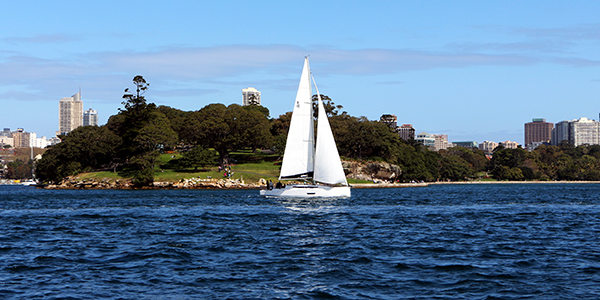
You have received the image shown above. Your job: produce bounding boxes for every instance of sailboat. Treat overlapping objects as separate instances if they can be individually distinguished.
[260,57,351,198]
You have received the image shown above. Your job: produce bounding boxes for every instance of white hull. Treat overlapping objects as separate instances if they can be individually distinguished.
[21,180,37,186]
[260,184,351,198]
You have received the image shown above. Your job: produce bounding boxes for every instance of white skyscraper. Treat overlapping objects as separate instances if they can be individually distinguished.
[569,117,600,146]
[242,87,261,106]
[83,108,98,126]
[59,92,83,135]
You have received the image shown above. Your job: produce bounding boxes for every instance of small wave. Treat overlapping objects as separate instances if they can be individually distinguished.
[580,266,600,274]
[476,272,518,280]
[348,257,373,264]
[6,264,46,272]
[433,264,478,272]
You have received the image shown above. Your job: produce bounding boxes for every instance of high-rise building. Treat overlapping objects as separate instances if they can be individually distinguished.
[11,128,30,148]
[59,92,83,135]
[397,124,415,141]
[551,120,571,145]
[83,108,98,126]
[569,117,600,146]
[380,114,397,129]
[524,118,553,147]
[242,87,261,106]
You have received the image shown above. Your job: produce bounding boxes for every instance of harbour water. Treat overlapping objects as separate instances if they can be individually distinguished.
[1,184,600,299]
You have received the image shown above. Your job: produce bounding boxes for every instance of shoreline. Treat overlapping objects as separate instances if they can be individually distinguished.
[26,180,600,190]
[354,180,600,188]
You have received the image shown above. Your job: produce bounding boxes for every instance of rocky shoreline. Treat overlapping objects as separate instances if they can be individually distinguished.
[43,177,263,190]
[40,175,600,190]
[42,176,428,190]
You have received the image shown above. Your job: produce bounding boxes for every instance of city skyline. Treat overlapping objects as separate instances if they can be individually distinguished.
[0,1,599,144]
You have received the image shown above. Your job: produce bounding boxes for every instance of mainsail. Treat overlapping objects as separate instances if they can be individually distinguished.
[279,58,315,180]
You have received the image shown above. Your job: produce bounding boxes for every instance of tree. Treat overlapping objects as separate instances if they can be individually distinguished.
[179,146,218,170]
[157,106,191,144]
[312,94,343,118]
[439,155,474,181]
[394,141,441,182]
[443,146,489,173]
[191,104,272,166]
[6,160,33,179]
[133,111,178,153]
[109,75,176,186]
[35,126,122,183]
[270,112,293,155]
[248,94,260,105]
[330,114,401,160]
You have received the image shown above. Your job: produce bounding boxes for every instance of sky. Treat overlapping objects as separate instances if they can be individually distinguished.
[1,1,599,144]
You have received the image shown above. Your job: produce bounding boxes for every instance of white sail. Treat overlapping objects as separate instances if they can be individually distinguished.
[262,57,350,197]
[279,57,315,180]
[313,84,348,185]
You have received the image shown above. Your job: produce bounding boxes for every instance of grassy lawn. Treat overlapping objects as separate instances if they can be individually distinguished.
[76,171,122,181]
[72,151,377,184]
[347,178,374,184]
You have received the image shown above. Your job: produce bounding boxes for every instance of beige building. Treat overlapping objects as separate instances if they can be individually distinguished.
[0,136,14,147]
[434,134,452,151]
[501,140,519,149]
[59,92,83,135]
[11,128,30,148]
[479,141,499,154]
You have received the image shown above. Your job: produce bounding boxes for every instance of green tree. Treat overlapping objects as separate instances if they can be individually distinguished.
[443,146,488,173]
[35,126,122,183]
[439,155,473,181]
[157,106,190,144]
[270,112,293,155]
[108,75,177,186]
[312,94,343,118]
[133,111,178,153]
[189,103,272,166]
[395,141,441,182]
[179,146,218,170]
[330,114,401,161]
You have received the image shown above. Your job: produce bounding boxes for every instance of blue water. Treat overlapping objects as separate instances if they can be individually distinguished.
[1,184,600,299]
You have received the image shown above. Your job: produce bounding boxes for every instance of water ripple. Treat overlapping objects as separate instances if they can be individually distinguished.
[2,184,600,299]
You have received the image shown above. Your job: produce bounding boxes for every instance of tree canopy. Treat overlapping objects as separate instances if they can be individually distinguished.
[34,79,600,185]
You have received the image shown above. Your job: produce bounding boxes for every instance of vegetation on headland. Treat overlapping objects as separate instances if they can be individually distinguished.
[29,75,600,186]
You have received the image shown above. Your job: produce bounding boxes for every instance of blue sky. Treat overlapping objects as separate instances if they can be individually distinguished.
[1,1,599,144]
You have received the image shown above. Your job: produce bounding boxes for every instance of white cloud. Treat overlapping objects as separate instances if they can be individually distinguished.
[2,34,80,44]
[0,43,591,103]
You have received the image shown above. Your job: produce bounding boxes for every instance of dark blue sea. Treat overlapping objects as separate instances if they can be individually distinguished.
[1,184,600,299]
